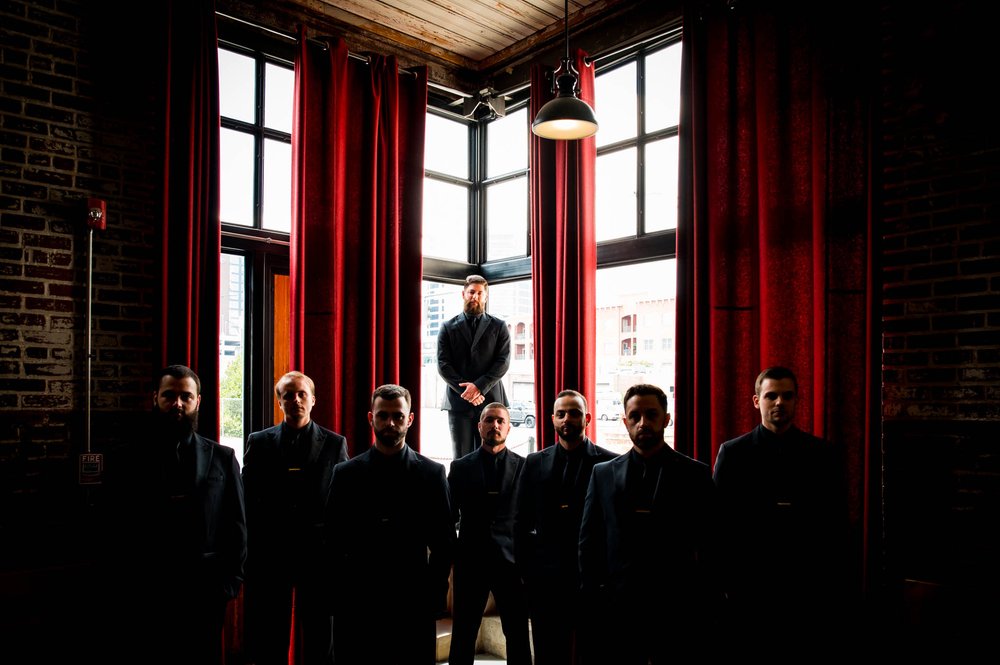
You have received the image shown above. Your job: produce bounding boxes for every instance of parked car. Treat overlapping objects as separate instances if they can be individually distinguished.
[508,400,536,428]
[595,398,623,421]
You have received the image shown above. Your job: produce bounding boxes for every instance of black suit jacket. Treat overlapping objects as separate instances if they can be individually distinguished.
[513,437,617,588]
[437,312,511,412]
[579,448,719,606]
[242,420,348,573]
[108,431,248,599]
[713,424,849,604]
[448,447,525,565]
[326,444,455,615]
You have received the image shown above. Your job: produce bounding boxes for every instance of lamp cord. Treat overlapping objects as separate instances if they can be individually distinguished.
[564,0,570,61]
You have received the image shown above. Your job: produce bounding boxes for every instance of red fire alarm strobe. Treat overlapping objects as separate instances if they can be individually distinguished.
[86,198,106,231]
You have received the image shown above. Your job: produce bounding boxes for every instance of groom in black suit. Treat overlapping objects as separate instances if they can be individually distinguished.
[437,274,511,459]
[242,371,348,664]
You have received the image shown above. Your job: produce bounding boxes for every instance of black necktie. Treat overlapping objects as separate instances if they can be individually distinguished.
[470,316,479,336]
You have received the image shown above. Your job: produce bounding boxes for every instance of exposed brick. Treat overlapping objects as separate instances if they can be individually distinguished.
[23,363,71,376]
[22,394,72,409]
[0,278,44,294]
[24,296,73,312]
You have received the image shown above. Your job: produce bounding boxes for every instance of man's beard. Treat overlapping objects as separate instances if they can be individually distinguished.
[482,432,506,448]
[463,299,484,317]
[154,407,198,441]
[374,425,407,449]
[632,431,662,450]
[557,423,584,443]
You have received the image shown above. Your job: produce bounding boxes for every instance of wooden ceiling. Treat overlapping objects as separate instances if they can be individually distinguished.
[293,0,611,70]
[219,0,679,93]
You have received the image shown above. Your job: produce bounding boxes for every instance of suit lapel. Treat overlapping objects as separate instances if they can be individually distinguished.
[471,313,490,348]
[305,422,323,467]
[193,433,212,488]
[499,450,518,499]
[612,454,628,496]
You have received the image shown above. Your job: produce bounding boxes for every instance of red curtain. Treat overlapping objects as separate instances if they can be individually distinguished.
[291,32,426,457]
[530,50,598,449]
[676,1,876,586]
[160,0,221,442]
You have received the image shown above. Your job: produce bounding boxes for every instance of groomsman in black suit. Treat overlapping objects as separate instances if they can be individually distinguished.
[104,364,246,665]
[437,274,512,460]
[579,384,720,663]
[242,371,348,664]
[514,390,617,665]
[327,384,454,665]
[447,402,531,665]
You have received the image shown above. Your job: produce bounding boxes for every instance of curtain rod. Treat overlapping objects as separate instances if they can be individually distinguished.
[585,22,682,66]
[216,11,420,78]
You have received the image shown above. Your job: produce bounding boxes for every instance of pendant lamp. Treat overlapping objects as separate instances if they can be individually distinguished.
[531,0,599,140]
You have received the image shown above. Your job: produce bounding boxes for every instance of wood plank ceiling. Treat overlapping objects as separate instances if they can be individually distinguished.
[292,0,622,72]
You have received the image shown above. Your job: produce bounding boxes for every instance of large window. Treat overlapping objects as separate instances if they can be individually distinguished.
[592,36,681,449]
[217,23,295,462]
[420,33,681,454]
[595,40,681,241]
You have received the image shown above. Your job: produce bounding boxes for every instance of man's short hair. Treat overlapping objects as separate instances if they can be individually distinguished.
[464,274,488,291]
[755,366,798,396]
[275,371,315,397]
[622,384,668,411]
[479,402,509,421]
[371,383,411,410]
[554,389,588,413]
[156,364,201,394]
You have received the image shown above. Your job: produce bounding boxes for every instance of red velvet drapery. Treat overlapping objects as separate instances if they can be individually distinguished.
[160,0,221,442]
[676,1,875,585]
[529,50,598,449]
[291,33,426,457]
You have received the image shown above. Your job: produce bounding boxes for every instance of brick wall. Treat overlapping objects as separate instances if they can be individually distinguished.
[879,0,1000,631]
[1,0,161,564]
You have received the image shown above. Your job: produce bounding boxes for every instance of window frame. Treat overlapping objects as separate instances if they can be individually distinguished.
[422,34,680,288]
[217,19,295,448]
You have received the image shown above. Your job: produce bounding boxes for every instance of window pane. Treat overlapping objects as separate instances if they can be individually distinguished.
[220,253,246,464]
[425,113,469,178]
[595,259,676,452]
[486,280,535,455]
[645,43,682,132]
[420,280,453,464]
[487,108,527,177]
[486,177,528,260]
[595,61,636,147]
[263,138,291,233]
[423,178,469,261]
[220,128,255,226]
[219,49,255,124]
[595,147,637,242]
[645,136,678,232]
[264,62,294,133]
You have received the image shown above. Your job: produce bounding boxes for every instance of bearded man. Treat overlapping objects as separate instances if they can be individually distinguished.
[578,383,720,664]
[437,274,512,459]
[105,364,246,665]
[325,384,454,665]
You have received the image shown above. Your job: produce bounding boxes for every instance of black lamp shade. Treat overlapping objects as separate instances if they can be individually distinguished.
[531,94,599,140]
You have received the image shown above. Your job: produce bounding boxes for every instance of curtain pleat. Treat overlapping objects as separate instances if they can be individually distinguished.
[291,32,426,458]
[676,0,874,594]
[160,0,221,444]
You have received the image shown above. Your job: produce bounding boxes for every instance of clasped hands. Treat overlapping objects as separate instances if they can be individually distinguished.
[459,382,484,406]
